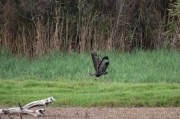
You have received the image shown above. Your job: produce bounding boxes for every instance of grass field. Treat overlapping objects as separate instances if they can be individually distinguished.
[0,49,180,107]
[0,78,180,107]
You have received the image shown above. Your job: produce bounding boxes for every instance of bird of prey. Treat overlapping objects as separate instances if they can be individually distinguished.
[89,53,109,77]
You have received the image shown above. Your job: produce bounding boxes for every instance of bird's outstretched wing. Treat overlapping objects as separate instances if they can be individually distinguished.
[91,53,101,71]
[98,56,109,72]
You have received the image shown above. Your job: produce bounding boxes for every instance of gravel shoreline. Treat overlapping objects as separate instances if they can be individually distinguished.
[1,107,180,119]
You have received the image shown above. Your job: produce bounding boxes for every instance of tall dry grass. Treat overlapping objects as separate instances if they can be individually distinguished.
[0,0,179,57]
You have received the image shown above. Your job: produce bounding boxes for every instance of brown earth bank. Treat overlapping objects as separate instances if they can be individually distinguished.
[1,107,180,119]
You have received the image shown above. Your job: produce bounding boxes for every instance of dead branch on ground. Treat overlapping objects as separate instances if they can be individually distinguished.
[0,96,55,117]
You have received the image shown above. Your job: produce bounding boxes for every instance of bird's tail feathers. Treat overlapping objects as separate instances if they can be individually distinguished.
[89,73,96,76]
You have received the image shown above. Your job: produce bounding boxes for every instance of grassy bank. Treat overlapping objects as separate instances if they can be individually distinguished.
[0,50,180,83]
[0,50,180,107]
[0,78,179,107]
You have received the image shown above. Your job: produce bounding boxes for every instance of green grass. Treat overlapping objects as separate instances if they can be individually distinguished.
[0,78,179,107]
[0,49,180,107]
[0,49,180,83]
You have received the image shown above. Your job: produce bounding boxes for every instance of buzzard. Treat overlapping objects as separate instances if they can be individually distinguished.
[89,53,109,77]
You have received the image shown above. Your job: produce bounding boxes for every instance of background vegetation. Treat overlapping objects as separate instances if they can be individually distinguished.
[0,0,180,57]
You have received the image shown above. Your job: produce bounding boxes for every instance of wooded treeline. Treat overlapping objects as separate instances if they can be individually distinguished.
[0,0,179,57]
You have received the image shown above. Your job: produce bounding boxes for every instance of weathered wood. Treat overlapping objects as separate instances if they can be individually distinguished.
[0,96,55,117]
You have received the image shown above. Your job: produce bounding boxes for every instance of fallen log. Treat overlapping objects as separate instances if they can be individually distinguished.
[0,96,55,117]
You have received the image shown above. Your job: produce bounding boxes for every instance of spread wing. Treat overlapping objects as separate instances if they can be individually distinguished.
[98,56,109,72]
[91,53,101,71]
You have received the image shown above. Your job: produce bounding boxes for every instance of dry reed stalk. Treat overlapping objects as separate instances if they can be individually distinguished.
[35,18,43,56]
[21,26,27,55]
[53,7,61,50]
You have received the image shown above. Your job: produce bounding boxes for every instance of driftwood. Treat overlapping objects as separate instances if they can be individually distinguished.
[0,96,55,117]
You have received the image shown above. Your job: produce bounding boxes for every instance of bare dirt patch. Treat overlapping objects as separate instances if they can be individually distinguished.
[1,107,180,119]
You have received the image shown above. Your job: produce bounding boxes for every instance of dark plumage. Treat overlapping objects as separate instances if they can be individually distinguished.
[89,53,109,77]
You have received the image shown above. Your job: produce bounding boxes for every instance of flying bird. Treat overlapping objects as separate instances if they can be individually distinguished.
[89,53,109,77]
